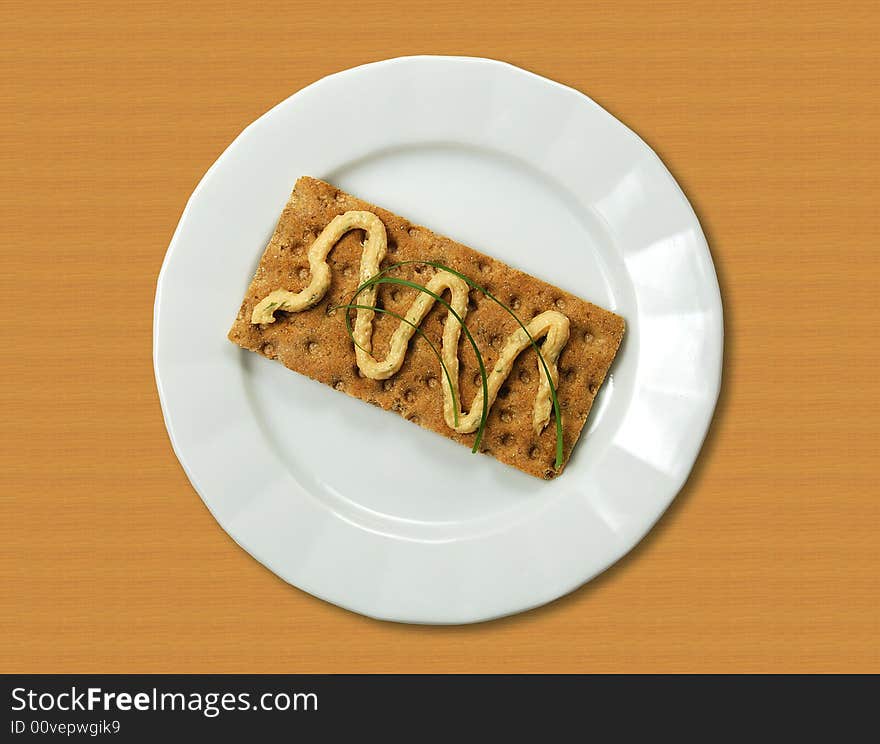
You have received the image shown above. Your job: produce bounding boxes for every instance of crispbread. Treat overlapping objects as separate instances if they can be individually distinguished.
[228,177,624,479]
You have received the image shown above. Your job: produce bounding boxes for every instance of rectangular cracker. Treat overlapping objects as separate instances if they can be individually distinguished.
[228,177,624,479]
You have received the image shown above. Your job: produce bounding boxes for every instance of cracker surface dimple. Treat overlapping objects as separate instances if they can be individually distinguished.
[227,177,625,479]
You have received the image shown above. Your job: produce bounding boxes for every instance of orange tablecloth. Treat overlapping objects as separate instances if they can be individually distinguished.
[2,0,876,672]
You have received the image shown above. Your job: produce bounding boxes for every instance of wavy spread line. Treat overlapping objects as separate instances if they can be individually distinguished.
[251,210,571,435]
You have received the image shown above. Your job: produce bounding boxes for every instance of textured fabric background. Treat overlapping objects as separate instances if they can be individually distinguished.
[1,0,876,672]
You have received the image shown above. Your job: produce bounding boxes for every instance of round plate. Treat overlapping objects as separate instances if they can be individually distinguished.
[154,56,722,624]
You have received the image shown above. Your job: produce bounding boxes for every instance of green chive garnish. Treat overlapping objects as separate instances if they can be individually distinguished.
[367,260,564,470]
[338,259,564,469]
[347,276,490,453]
[331,302,459,427]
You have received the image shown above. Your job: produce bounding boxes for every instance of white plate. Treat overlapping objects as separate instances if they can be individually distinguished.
[154,56,722,624]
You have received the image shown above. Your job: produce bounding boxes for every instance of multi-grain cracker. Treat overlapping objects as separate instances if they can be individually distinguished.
[228,177,624,479]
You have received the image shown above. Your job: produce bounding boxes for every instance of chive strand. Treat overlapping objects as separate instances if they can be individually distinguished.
[354,276,489,453]
[427,263,564,470]
[332,303,459,427]
[368,260,564,469]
